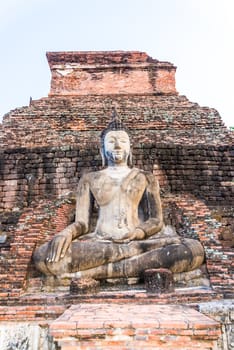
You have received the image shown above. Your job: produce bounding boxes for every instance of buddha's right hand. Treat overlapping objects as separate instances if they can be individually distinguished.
[46,230,73,263]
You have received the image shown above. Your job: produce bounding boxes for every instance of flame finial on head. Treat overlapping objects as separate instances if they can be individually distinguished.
[100,107,128,142]
[110,106,122,129]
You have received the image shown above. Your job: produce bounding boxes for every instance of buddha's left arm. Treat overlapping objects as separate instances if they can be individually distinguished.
[137,173,164,238]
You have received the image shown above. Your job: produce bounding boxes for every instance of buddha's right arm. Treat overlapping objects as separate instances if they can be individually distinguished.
[74,174,92,236]
[55,172,91,241]
[46,221,87,263]
[60,221,86,240]
[46,175,91,262]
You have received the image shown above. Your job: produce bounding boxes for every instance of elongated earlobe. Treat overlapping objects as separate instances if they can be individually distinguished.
[100,149,106,167]
[128,150,133,167]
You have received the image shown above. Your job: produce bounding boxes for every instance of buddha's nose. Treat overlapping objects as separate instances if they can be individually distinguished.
[114,139,121,149]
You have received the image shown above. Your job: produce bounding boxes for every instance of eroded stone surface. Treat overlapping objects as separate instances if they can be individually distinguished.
[0,323,55,350]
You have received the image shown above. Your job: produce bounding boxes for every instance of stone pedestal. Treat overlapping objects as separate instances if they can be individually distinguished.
[50,303,221,349]
[70,277,100,294]
[144,268,174,293]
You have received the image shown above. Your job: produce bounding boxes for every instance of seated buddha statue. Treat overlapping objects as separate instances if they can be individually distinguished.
[33,113,204,281]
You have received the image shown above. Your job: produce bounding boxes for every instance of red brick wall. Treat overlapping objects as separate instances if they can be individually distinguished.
[0,198,75,299]
[163,195,233,295]
[0,95,229,149]
[0,143,233,211]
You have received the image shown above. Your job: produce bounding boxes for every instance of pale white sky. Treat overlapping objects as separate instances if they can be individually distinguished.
[0,0,234,126]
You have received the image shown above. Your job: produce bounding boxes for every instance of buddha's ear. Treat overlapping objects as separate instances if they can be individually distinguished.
[128,150,133,167]
[100,148,106,167]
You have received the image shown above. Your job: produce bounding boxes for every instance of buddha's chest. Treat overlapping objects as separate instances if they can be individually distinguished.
[90,172,146,206]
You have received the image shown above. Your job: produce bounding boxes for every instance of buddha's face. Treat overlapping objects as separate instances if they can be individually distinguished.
[104,130,130,166]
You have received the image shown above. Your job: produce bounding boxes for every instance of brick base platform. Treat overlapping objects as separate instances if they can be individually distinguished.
[50,303,221,350]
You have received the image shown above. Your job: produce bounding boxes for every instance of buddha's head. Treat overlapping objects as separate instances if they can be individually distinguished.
[100,110,132,167]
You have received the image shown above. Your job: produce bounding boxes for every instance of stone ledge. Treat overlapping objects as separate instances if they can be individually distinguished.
[46,51,165,66]
[0,288,223,322]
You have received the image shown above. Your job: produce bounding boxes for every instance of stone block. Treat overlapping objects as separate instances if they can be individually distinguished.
[144,268,174,293]
[70,277,100,294]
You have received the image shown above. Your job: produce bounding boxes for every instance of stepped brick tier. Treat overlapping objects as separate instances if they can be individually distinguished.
[0,51,233,349]
[47,51,177,96]
[50,303,221,350]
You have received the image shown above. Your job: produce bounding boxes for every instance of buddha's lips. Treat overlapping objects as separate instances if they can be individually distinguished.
[112,152,123,157]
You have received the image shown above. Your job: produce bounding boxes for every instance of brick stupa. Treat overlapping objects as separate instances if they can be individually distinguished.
[0,51,233,349]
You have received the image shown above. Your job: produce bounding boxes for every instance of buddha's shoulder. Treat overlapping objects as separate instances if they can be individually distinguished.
[132,168,159,185]
[131,167,154,177]
[79,168,156,183]
[79,170,106,183]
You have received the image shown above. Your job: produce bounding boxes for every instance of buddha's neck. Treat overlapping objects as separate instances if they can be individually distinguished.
[105,165,131,180]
